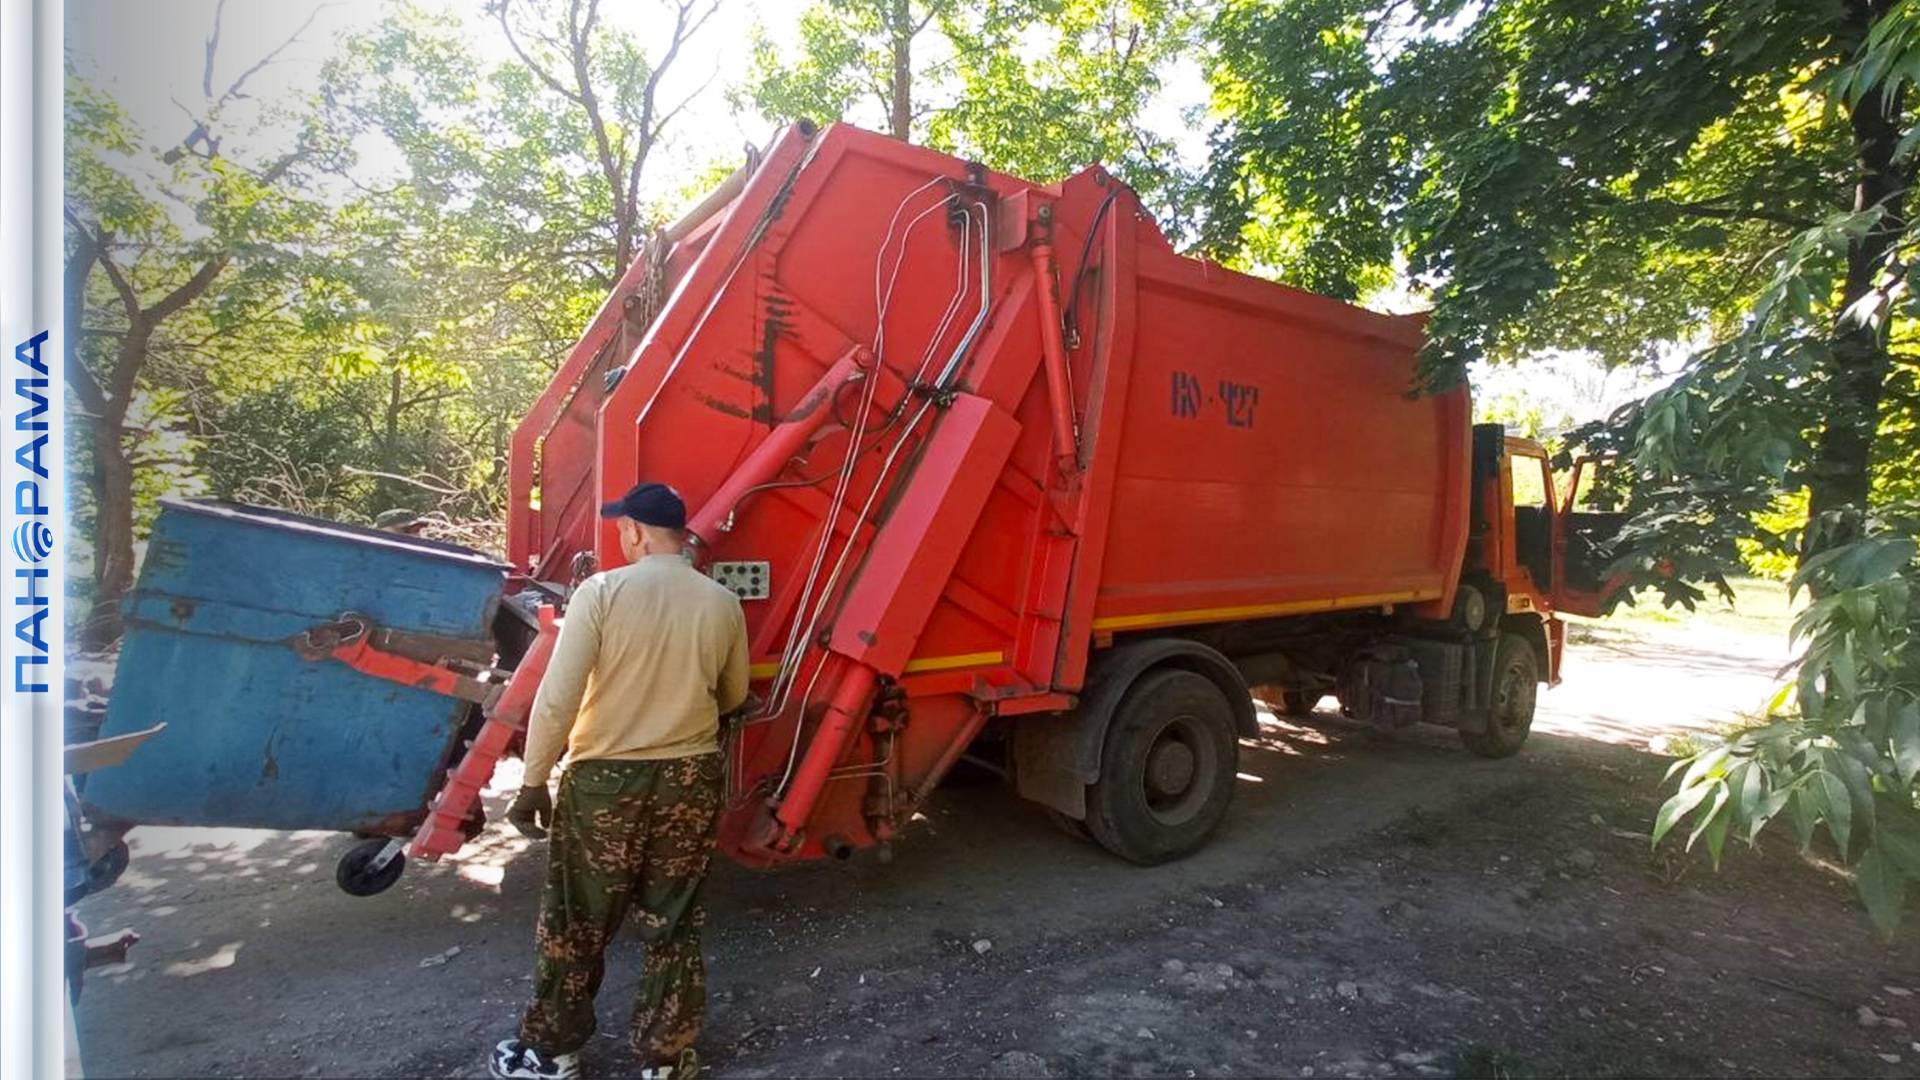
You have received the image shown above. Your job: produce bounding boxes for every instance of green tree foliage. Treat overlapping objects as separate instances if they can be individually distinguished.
[1204,0,1851,362]
[1656,513,1920,934]
[63,0,721,644]
[740,0,1196,220]
[64,6,352,646]
[1202,1,1898,589]
[741,0,939,141]
[1643,4,1920,933]
[488,0,721,280]
[291,0,722,521]
[1202,0,1920,928]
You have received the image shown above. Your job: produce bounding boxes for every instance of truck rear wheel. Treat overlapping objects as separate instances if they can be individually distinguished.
[1459,633,1538,758]
[1085,669,1238,864]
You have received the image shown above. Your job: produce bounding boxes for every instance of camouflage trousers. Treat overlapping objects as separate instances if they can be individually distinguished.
[518,753,724,1064]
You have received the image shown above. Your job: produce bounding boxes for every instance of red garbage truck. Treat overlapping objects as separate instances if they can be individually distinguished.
[499,120,1622,870]
[82,121,1626,896]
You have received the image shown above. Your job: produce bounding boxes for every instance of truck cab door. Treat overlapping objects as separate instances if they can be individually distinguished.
[1552,456,1629,617]
[1504,443,1557,600]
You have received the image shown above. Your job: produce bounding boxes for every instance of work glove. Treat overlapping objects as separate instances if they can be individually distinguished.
[507,784,552,840]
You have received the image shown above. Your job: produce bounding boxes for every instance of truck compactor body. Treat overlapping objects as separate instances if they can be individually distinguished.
[505,121,1623,868]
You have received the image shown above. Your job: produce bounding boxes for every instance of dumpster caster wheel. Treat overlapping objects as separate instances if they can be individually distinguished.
[86,841,130,895]
[336,839,406,897]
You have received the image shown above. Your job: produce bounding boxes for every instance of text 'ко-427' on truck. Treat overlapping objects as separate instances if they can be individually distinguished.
[78,122,1626,896]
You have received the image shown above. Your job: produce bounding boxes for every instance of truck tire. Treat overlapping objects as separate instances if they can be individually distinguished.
[1459,633,1538,758]
[1085,669,1239,864]
[1278,690,1319,717]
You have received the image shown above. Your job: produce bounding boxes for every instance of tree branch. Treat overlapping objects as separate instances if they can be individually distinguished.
[1630,196,1817,232]
[397,387,462,411]
[342,466,466,496]
[146,254,230,323]
[254,140,313,187]
[66,208,142,321]
[566,0,630,267]
[202,0,226,99]
[172,0,332,164]
[62,222,110,420]
[637,0,714,150]
[648,61,720,146]
[213,2,331,109]
[496,0,583,103]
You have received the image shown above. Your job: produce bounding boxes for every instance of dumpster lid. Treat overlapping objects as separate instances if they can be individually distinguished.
[159,498,509,572]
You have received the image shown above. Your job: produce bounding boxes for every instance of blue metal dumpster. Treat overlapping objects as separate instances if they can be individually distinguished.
[82,499,508,836]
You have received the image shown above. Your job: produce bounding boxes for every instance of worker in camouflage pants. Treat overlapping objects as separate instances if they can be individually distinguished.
[491,483,749,1080]
[519,755,724,1065]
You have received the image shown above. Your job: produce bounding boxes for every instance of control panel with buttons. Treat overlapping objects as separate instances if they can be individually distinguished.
[708,560,770,601]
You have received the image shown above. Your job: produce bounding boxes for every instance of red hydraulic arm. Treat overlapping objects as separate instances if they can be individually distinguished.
[411,608,560,860]
[289,609,561,860]
[1029,213,1080,470]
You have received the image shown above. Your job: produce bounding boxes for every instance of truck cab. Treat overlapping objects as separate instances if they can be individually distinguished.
[1478,427,1626,619]
[1459,424,1626,702]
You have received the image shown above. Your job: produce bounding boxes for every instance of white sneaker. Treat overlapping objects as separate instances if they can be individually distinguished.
[490,1038,581,1080]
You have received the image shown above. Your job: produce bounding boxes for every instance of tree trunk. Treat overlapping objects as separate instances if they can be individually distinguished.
[888,0,913,141]
[82,412,137,651]
[1802,2,1908,563]
[78,318,154,650]
[380,368,404,509]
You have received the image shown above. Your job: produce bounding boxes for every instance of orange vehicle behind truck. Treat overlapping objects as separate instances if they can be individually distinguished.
[502,121,1625,868]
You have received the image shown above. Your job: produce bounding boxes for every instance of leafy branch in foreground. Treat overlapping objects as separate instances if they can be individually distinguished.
[1653,519,1920,934]
[1584,0,1920,932]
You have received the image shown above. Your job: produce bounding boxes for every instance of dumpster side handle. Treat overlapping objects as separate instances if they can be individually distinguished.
[290,614,501,707]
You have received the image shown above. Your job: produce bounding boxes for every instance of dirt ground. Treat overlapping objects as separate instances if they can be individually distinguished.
[70,620,1920,1079]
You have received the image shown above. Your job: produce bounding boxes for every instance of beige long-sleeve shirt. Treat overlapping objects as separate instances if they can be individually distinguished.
[522,553,750,787]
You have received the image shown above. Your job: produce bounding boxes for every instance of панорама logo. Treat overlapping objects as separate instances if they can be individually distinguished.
[12,330,51,693]
[12,520,52,563]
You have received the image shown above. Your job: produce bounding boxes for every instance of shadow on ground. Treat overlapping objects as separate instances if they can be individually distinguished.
[71,628,1915,1079]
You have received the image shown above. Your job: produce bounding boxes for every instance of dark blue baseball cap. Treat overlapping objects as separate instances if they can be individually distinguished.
[599,482,687,528]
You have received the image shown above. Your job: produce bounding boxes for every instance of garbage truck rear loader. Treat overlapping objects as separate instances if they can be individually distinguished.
[505,121,1620,867]
[82,122,1622,893]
